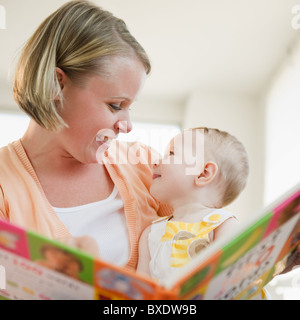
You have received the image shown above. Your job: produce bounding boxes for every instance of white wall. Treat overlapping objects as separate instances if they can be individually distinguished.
[263,38,300,204]
[262,37,300,300]
[131,97,184,127]
[183,90,265,222]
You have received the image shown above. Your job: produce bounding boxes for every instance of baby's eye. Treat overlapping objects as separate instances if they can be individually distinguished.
[169,151,174,156]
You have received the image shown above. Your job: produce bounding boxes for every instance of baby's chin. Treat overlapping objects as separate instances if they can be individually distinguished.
[150,186,159,199]
[150,186,167,204]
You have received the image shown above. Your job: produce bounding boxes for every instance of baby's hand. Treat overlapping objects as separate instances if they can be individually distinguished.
[281,244,300,274]
[58,235,100,258]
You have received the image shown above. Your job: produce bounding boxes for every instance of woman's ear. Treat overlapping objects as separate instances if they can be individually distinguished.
[194,162,218,187]
[55,67,66,91]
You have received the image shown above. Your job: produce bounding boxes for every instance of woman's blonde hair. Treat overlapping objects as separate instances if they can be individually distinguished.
[13,0,151,131]
[190,127,249,207]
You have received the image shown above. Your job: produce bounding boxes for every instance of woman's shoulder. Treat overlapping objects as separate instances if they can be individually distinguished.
[0,139,22,156]
[0,142,10,156]
[0,141,17,168]
[0,140,27,180]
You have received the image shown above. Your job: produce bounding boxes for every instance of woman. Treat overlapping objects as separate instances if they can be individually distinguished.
[0,0,171,270]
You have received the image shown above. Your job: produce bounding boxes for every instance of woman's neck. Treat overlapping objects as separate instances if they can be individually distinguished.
[21,120,82,172]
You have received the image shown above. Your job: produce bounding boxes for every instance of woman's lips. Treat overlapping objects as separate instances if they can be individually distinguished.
[96,129,116,163]
[96,129,116,146]
[97,140,109,148]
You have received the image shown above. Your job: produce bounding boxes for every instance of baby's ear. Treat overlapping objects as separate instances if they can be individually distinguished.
[194,162,218,187]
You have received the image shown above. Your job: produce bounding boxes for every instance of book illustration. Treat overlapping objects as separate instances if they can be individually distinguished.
[26,231,94,284]
[0,183,299,300]
[0,221,30,258]
[94,264,159,300]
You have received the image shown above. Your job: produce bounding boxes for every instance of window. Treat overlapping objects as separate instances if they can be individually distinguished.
[0,113,30,147]
[263,44,300,300]
[0,112,180,155]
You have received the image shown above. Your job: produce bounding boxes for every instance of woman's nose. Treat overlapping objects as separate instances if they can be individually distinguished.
[116,119,133,134]
[116,109,133,134]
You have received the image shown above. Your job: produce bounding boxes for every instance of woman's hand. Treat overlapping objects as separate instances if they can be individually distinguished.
[58,235,100,258]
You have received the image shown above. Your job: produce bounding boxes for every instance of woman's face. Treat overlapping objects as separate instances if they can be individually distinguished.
[57,56,147,164]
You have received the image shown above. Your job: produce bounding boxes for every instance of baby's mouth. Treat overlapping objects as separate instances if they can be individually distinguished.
[153,174,161,180]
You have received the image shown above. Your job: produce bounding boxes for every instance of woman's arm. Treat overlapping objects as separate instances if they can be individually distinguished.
[0,187,8,220]
[137,225,152,277]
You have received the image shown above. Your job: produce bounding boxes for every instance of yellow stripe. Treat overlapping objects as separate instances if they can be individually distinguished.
[196,234,209,239]
[172,249,187,255]
[187,223,193,233]
[172,243,188,250]
[178,221,187,230]
[170,258,190,268]
[171,252,189,259]
[170,262,186,268]
[200,226,216,234]
[167,222,179,233]
[190,222,203,234]
[160,231,174,241]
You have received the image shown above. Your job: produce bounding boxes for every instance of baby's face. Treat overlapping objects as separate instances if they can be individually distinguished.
[150,130,205,204]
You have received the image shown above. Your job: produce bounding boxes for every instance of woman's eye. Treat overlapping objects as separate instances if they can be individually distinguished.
[109,104,121,111]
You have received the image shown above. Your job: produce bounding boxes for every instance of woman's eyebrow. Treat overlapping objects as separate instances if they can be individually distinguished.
[109,96,132,101]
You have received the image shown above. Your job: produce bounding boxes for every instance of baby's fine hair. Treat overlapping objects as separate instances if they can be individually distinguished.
[190,127,249,207]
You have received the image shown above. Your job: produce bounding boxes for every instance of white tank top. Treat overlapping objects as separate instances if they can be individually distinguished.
[53,186,130,266]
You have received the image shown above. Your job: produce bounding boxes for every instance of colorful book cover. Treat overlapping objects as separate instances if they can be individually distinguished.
[0,183,299,300]
[0,222,162,300]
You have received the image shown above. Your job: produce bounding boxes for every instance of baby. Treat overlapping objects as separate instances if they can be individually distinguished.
[137,127,249,283]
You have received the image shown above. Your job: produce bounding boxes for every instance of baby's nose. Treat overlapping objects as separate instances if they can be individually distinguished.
[153,159,161,168]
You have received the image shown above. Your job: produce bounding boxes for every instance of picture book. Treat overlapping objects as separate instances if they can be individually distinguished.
[0,182,299,300]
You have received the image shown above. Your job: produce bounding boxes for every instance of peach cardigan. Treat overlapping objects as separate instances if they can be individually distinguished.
[0,140,172,269]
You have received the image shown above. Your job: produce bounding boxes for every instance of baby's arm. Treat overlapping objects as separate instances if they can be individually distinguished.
[211,217,240,241]
[137,225,152,277]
